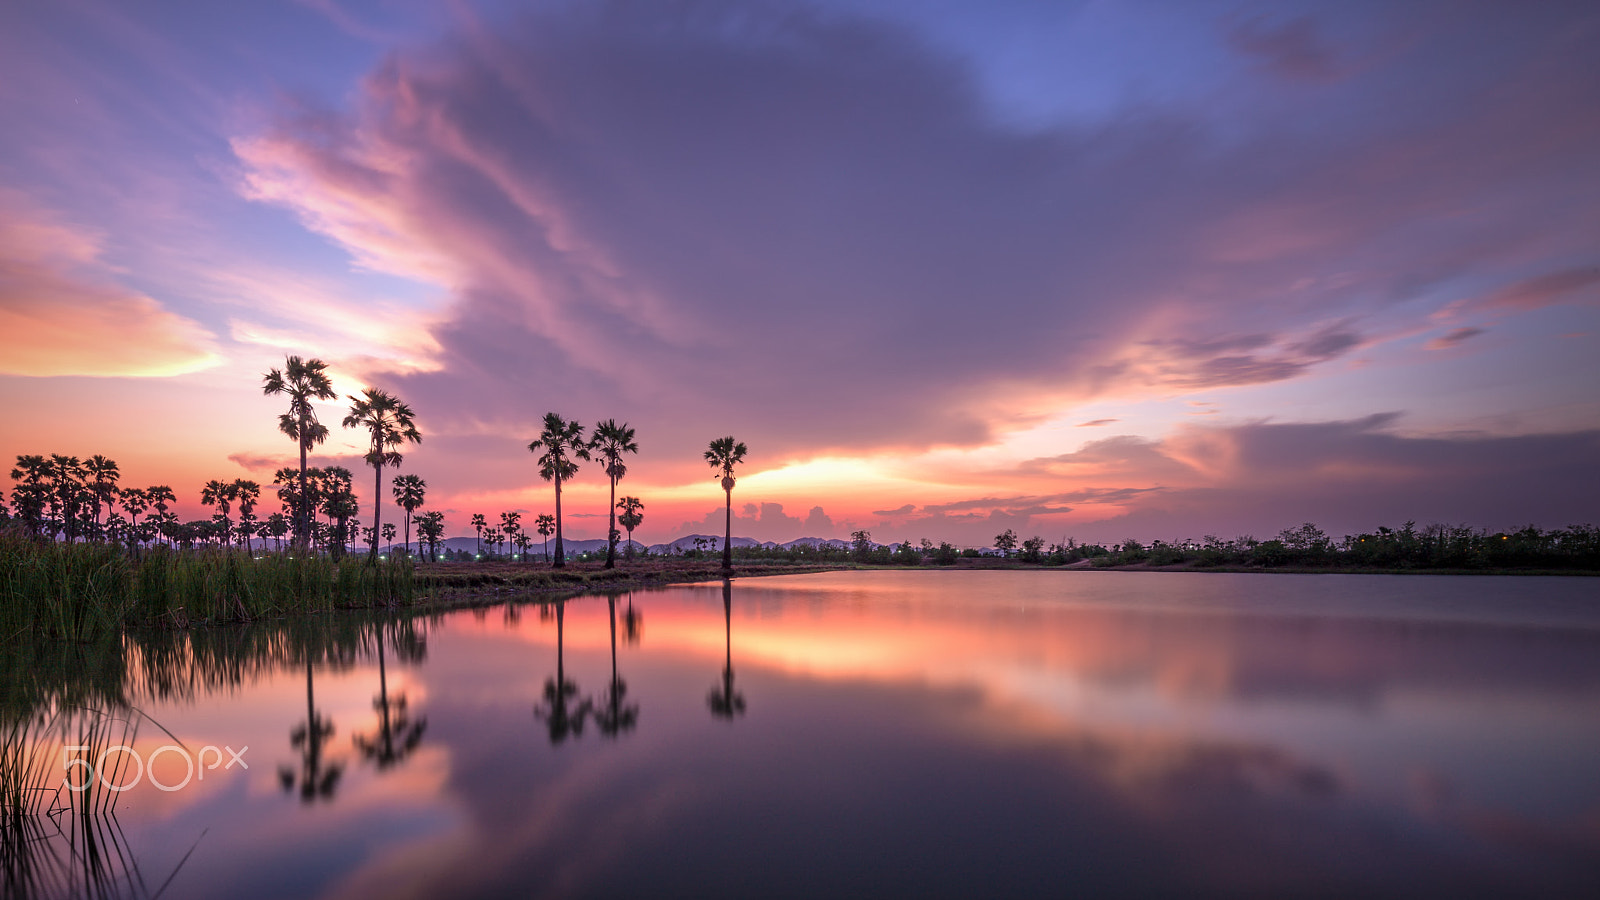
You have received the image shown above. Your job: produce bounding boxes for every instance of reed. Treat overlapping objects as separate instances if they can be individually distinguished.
[1,531,415,641]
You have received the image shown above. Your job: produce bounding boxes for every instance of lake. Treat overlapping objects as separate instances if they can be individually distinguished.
[7,570,1600,898]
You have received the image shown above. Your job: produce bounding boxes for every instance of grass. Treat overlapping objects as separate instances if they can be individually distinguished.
[1,531,414,642]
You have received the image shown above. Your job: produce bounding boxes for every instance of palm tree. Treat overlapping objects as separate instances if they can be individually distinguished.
[392,474,426,557]
[589,420,639,569]
[119,487,148,550]
[146,485,176,547]
[704,437,748,572]
[528,413,590,568]
[263,357,338,551]
[8,454,50,537]
[416,511,445,561]
[200,479,235,545]
[84,454,120,540]
[233,479,261,552]
[46,454,86,542]
[535,514,555,563]
[617,496,644,559]
[343,388,422,562]
[708,580,746,720]
[499,511,522,559]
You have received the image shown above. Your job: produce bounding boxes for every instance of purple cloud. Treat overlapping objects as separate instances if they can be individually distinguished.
[236,0,1600,467]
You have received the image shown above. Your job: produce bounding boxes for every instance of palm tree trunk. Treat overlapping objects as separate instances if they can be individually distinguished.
[722,487,733,571]
[371,462,383,561]
[298,431,310,553]
[553,475,565,568]
[605,473,618,568]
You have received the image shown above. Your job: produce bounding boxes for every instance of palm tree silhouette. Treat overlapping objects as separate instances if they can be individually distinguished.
[392,474,426,557]
[704,437,748,572]
[8,454,50,537]
[708,580,746,719]
[232,479,261,552]
[343,388,422,563]
[119,487,148,550]
[528,414,590,568]
[471,513,486,557]
[534,599,592,743]
[281,660,342,804]
[200,479,235,546]
[353,621,427,771]
[589,421,639,569]
[83,454,120,540]
[593,595,640,738]
[499,511,522,559]
[262,356,337,552]
[536,514,555,563]
[617,497,644,560]
[416,511,444,561]
[145,485,176,547]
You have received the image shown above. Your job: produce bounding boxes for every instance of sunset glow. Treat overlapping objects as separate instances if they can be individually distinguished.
[2,0,1595,546]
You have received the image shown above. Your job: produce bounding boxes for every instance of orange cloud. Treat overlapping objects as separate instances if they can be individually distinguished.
[0,196,218,377]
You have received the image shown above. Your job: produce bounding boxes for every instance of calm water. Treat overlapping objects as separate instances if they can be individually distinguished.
[10,571,1600,898]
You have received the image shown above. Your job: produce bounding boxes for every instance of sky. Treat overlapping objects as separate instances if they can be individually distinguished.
[1,0,1596,547]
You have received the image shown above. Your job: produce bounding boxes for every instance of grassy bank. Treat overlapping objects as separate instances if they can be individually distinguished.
[0,532,850,642]
[1,532,413,641]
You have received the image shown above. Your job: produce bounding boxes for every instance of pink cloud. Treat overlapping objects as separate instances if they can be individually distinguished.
[0,193,218,378]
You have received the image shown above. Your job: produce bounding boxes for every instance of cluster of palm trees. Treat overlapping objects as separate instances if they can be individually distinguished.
[6,357,753,569]
[5,453,182,547]
[523,413,749,572]
[263,356,426,561]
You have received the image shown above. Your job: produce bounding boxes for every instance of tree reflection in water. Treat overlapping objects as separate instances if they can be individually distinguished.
[708,580,745,720]
[593,595,639,738]
[534,599,591,744]
[623,592,643,646]
[281,659,341,803]
[353,619,428,772]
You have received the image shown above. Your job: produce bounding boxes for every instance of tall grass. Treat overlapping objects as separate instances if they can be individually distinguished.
[1,531,414,641]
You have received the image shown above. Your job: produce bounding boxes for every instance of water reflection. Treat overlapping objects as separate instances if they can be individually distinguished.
[707,579,746,720]
[280,660,341,803]
[352,621,428,772]
[534,599,591,744]
[592,595,639,739]
[2,572,1598,898]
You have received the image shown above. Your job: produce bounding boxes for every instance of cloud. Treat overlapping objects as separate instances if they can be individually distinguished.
[1227,15,1347,83]
[0,193,219,378]
[674,501,834,542]
[1077,419,1119,427]
[1478,266,1600,311]
[227,452,290,473]
[234,0,1600,465]
[1426,326,1484,350]
[1045,416,1600,542]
